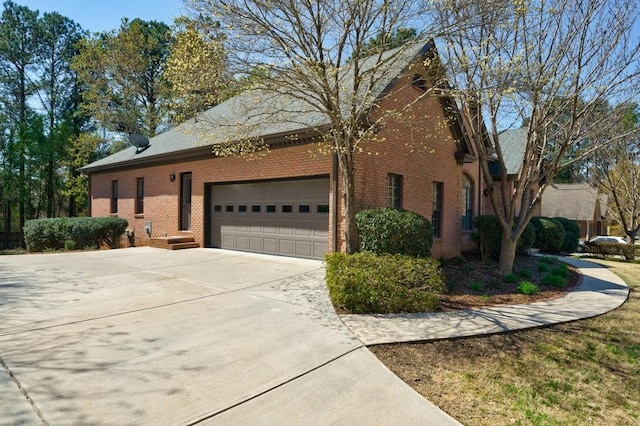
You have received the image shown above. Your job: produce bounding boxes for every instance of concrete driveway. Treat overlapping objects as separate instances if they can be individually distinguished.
[0,247,458,425]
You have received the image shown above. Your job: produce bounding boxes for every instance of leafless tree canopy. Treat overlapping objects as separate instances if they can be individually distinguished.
[186,0,453,252]
[186,0,439,133]
[592,121,640,241]
[433,0,640,272]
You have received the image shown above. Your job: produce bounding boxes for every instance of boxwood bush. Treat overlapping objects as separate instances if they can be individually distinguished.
[356,208,433,257]
[553,217,581,253]
[325,252,445,314]
[530,217,565,254]
[472,215,535,261]
[587,241,640,261]
[24,217,128,252]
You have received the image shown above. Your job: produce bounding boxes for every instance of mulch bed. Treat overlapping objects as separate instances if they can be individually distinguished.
[438,254,581,310]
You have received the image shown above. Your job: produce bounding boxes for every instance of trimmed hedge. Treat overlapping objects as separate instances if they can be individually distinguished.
[553,217,581,253]
[472,215,535,261]
[24,217,128,252]
[586,242,640,261]
[356,208,433,257]
[325,252,445,314]
[531,217,565,254]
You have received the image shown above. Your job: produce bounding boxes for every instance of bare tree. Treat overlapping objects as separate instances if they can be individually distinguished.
[433,0,640,273]
[186,0,456,253]
[592,105,640,242]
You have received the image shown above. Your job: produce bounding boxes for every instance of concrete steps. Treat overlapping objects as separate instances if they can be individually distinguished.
[149,236,200,250]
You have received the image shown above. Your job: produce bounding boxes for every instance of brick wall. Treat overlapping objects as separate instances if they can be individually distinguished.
[90,144,334,248]
[89,59,482,258]
[345,70,477,257]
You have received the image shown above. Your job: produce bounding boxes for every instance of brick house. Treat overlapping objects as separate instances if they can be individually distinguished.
[81,42,483,259]
[485,129,608,240]
[541,183,608,240]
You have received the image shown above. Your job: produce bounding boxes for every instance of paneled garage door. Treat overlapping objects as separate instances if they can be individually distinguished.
[209,178,330,259]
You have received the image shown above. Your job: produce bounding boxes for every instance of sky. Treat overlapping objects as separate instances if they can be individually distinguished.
[13,0,186,33]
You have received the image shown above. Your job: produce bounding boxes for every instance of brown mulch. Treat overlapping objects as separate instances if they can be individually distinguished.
[438,254,581,310]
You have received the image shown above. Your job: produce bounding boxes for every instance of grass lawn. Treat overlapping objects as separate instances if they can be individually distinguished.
[370,258,640,425]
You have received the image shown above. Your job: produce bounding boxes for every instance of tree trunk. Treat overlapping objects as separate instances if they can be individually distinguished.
[68,193,76,217]
[18,159,25,248]
[498,233,518,275]
[2,202,10,249]
[339,153,359,254]
[46,157,55,217]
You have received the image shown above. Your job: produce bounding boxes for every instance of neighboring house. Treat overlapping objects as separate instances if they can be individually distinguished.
[81,41,482,259]
[485,128,607,239]
[541,183,608,240]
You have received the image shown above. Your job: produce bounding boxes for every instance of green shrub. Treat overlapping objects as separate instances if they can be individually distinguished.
[587,242,640,261]
[538,263,551,273]
[530,217,565,254]
[24,217,128,252]
[542,273,567,288]
[325,252,445,314]
[553,217,581,253]
[551,264,570,278]
[504,273,518,283]
[470,281,483,292]
[517,281,539,295]
[518,268,533,278]
[472,215,535,261]
[23,218,69,251]
[620,244,640,261]
[64,240,76,250]
[519,223,536,254]
[356,208,433,257]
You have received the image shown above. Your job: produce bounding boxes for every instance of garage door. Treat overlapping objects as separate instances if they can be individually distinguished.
[209,178,330,259]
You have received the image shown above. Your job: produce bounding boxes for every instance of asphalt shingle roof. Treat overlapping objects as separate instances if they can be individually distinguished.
[81,41,432,173]
[541,183,607,220]
[499,128,528,175]
[487,127,528,176]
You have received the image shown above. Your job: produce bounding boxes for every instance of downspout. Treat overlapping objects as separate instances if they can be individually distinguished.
[332,153,339,252]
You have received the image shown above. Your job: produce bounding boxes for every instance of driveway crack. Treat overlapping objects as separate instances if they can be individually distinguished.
[185,345,365,425]
[0,355,48,425]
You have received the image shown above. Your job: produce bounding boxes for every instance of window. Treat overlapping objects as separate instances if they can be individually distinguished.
[111,180,118,214]
[461,175,474,231]
[282,205,293,213]
[238,205,247,213]
[298,204,310,213]
[226,205,234,212]
[214,205,222,212]
[317,204,329,214]
[266,205,276,213]
[387,173,403,209]
[135,178,144,214]
[180,172,192,230]
[252,205,261,213]
[432,182,443,238]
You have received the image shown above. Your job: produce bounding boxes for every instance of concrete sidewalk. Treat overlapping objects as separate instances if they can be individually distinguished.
[341,257,630,345]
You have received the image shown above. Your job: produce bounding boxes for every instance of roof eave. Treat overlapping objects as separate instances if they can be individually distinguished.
[80,125,331,174]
